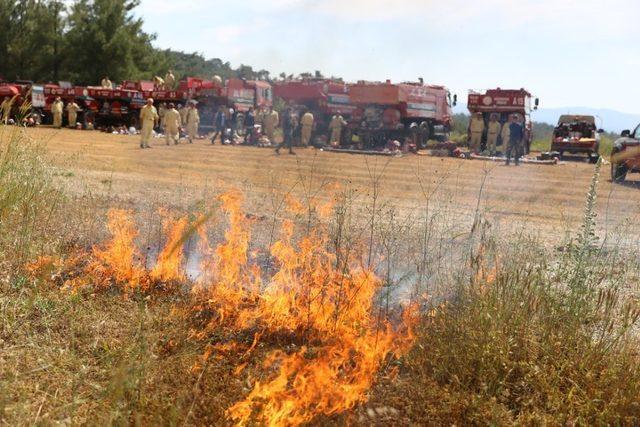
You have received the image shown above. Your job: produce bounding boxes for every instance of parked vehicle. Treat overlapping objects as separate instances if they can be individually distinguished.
[551,115,602,162]
[611,125,640,183]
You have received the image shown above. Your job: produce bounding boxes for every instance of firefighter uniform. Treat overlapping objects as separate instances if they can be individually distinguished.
[101,77,112,89]
[486,117,501,155]
[329,114,347,144]
[255,107,264,127]
[186,105,200,143]
[66,102,80,128]
[51,98,64,128]
[468,114,484,153]
[500,121,511,153]
[163,107,181,145]
[179,105,188,125]
[0,97,11,124]
[300,111,314,147]
[139,102,159,148]
[158,103,167,129]
[164,71,175,90]
[264,109,279,142]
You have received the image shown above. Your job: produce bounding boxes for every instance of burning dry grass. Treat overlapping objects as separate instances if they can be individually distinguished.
[22,189,417,425]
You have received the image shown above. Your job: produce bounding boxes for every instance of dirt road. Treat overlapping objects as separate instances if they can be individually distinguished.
[16,127,640,243]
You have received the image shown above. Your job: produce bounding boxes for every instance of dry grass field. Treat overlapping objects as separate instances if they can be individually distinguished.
[29,127,640,244]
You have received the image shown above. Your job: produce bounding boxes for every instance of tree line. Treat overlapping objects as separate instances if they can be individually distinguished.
[0,0,329,86]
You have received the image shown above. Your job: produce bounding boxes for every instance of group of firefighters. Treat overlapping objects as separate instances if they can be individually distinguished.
[136,97,348,154]
[468,111,526,166]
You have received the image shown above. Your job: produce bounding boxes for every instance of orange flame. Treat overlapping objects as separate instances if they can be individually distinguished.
[150,213,188,282]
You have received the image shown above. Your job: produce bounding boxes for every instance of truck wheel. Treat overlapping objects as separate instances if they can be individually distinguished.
[589,152,600,164]
[611,162,627,183]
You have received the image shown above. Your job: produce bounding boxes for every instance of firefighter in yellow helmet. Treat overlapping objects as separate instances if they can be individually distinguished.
[185,101,200,143]
[139,98,158,149]
[51,97,64,128]
[101,76,112,89]
[328,112,347,145]
[66,100,80,128]
[164,70,176,90]
[163,102,181,145]
[500,116,511,155]
[486,113,501,156]
[468,112,485,154]
[300,109,314,147]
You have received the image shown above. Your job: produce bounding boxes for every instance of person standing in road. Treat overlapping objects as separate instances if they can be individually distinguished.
[139,98,158,149]
[163,102,181,145]
[505,114,524,166]
[51,97,64,129]
[66,100,80,128]
[329,111,347,145]
[186,101,200,143]
[486,114,501,156]
[300,109,314,147]
[275,107,295,155]
[468,112,484,154]
[211,105,226,144]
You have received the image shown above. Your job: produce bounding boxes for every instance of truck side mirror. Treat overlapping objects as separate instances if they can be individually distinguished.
[534,98,539,110]
[621,129,631,137]
[453,94,457,106]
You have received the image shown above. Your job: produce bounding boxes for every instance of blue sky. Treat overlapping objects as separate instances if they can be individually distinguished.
[137,0,640,114]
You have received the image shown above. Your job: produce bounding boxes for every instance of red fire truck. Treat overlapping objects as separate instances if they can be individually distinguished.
[0,80,46,124]
[467,88,539,154]
[347,79,455,149]
[273,79,356,144]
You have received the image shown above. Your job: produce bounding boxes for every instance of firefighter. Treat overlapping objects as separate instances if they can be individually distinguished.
[211,105,226,144]
[486,114,501,156]
[185,101,200,143]
[264,107,279,143]
[101,76,112,89]
[300,109,314,147]
[163,102,181,145]
[500,117,511,154]
[153,76,165,89]
[505,114,524,166]
[468,112,484,153]
[275,106,295,155]
[255,105,265,128]
[0,96,11,124]
[51,97,64,129]
[139,98,159,149]
[66,100,80,128]
[158,102,167,131]
[164,70,176,90]
[329,112,347,145]
[178,103,188,125]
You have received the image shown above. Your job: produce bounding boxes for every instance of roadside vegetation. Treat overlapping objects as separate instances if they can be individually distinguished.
[1,128,639,425]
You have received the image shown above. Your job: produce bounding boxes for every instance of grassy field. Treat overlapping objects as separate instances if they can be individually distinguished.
[1,125,640,425]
